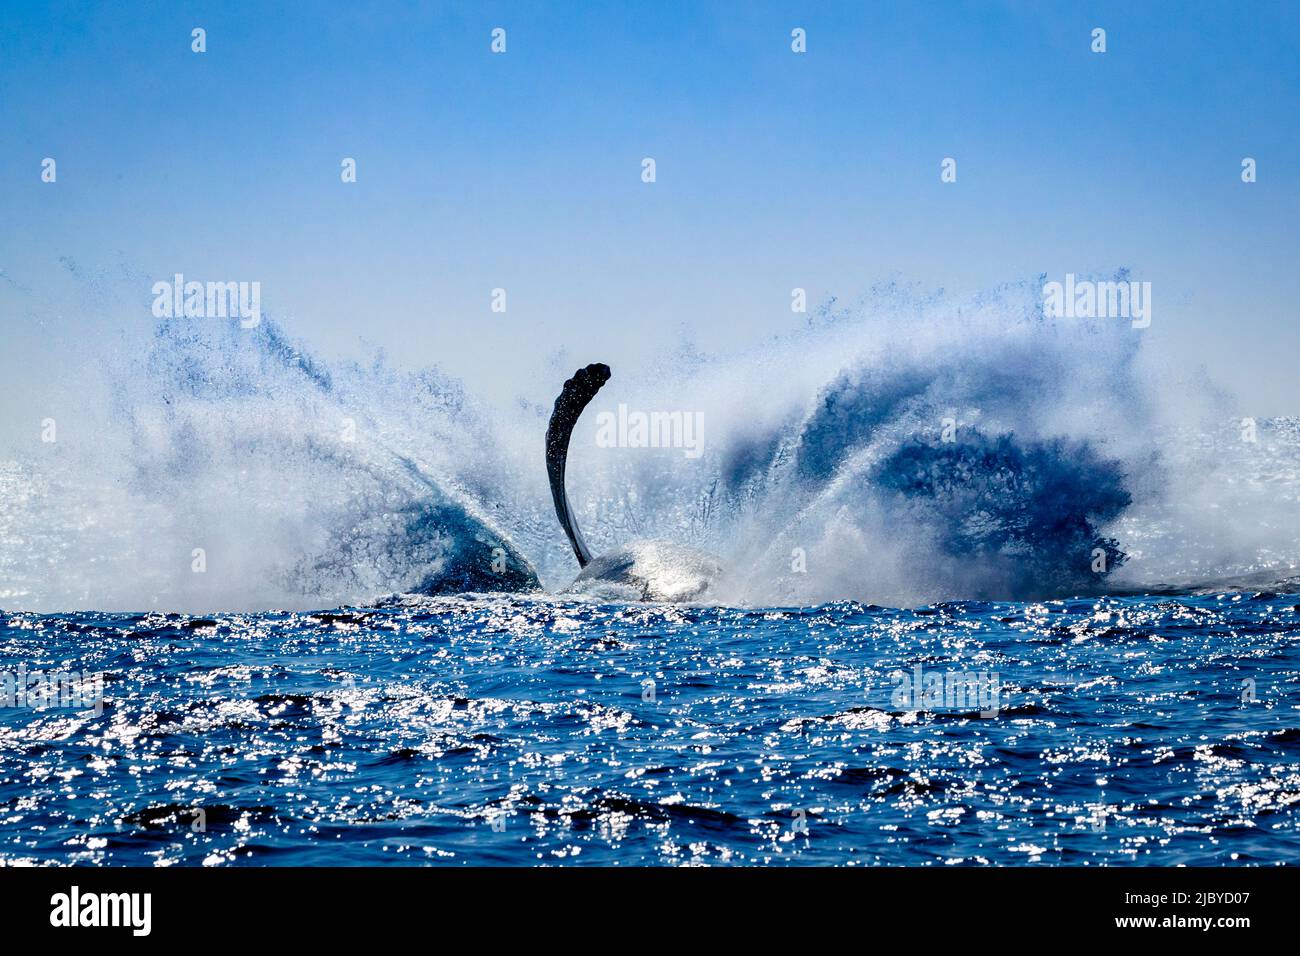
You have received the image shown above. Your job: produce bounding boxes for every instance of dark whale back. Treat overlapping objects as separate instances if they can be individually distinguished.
[545,363,611,567]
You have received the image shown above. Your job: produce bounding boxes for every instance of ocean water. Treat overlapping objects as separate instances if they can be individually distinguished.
[4,274,1300,866]
[2,591,1297,866]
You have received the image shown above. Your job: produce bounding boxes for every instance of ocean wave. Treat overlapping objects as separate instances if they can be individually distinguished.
[2,272,1298,609]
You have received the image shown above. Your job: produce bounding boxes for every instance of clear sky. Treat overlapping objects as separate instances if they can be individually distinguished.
[2,0,1298,413]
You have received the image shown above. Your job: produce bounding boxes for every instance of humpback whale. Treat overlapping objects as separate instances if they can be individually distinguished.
[545,363,723,602]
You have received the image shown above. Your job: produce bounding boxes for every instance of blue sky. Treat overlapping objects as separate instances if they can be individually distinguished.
[2,0,1298,412]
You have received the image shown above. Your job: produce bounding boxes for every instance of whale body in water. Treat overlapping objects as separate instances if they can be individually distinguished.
[545,363,723,602]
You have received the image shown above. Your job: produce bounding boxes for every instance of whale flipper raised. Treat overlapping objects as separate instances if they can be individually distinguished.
[545,362,611,567]
[545,362,723,602]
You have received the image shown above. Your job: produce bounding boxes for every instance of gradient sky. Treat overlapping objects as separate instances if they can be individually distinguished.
[2,0,1298,413]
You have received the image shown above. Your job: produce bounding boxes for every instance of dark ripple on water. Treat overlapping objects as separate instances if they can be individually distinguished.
[1,592,1298,866]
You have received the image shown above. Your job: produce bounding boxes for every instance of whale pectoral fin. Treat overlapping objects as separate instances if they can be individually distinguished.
[545,363,611,568]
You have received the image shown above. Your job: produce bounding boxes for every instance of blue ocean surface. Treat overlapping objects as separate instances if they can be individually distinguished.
[2,592,1297,866]
[3,282,1300,867]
